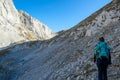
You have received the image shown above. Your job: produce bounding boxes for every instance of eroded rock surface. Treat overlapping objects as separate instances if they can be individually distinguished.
[0,0,120,80]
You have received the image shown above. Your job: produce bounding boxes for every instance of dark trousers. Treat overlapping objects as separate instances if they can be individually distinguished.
[96,56,108,80]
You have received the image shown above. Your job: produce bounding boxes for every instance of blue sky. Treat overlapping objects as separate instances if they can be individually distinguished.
[13,0,112,32]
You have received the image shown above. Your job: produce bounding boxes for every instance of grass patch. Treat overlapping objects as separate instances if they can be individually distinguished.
[25,32,36,40]
[19,33,24,37]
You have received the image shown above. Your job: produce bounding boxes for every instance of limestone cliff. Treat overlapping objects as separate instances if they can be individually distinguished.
[0,0,56,49]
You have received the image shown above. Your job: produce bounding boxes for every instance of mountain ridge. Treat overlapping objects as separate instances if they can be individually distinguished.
[0,0,120,80]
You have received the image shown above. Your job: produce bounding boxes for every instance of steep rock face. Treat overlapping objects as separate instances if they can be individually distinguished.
[0,0,56,49]
[0,0,120,80]
[0,0,19,23]
[18,11,55,40]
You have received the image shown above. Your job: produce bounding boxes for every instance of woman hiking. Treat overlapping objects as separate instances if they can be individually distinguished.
[94,37,111,80]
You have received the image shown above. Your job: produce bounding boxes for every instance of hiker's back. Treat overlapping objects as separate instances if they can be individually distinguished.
[95,41,111,59]
[99,42,108,58]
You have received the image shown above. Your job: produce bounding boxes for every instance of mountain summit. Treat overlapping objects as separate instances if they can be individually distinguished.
[0,0,56,49]
[0,0,120,80]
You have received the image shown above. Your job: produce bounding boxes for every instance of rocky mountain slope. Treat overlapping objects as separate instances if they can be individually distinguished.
[0,0,56,49]
[0,0,120,80]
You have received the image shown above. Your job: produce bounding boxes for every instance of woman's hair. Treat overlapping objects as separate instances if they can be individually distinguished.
[99,37,104,42]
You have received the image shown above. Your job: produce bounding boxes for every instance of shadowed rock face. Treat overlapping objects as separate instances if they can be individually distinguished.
[0,0,56,49]
[113,0,120,3]
[0,0,120,80]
